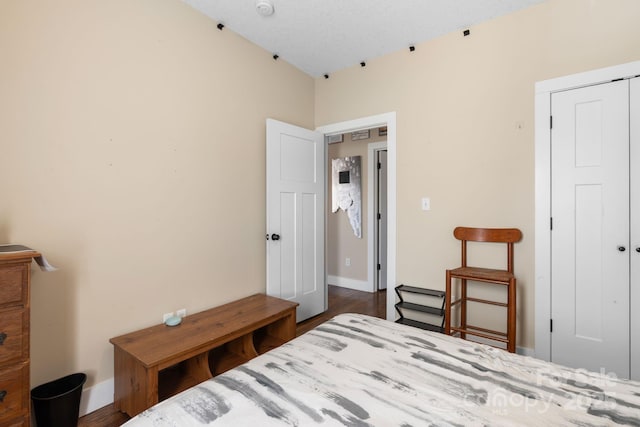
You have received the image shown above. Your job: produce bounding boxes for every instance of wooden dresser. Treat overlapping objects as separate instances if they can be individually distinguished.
[0,250,39,426]
[110,294,298,417]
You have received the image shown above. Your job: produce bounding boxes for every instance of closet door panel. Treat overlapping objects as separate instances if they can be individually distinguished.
[631,76,640,381]
[551,80,630,379]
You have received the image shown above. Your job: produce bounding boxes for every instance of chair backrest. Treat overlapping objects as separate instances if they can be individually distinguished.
[453,227,522,272]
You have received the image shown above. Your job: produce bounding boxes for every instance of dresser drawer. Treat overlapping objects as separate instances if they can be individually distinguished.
[0,308,26,365]
[0,363,29,425]
[0,263,28,308]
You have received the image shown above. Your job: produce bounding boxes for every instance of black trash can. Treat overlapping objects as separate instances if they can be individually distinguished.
[31,373,86,427]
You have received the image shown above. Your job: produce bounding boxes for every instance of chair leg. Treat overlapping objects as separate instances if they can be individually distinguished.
[460,279,467,340]
[445,270,451,335]
[507,278,516,353]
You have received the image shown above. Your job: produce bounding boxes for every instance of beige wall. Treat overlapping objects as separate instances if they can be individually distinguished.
[0,0,314,388]
[2,0,640,395]
[315,0,640,349]
[327,130,386,282]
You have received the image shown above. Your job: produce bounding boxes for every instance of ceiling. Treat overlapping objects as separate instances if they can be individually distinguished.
[181,0,545,78]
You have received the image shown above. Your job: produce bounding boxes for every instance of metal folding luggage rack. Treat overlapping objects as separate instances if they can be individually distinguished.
[394,284,445,333]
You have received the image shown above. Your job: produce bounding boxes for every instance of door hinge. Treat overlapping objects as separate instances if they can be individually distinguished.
[550,319,553,333]
[377,213,381,220]
[550,115,553,129]
[377,263,381,271]
[550,217,553,230]
[377,162,381,170]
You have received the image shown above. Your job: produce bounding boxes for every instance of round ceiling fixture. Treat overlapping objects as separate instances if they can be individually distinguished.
[256,0,275,17]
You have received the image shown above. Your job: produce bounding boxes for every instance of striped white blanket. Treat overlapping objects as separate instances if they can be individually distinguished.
[125,313,640,426]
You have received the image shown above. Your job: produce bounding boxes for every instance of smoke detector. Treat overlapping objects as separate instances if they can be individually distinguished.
[256,0,275,17]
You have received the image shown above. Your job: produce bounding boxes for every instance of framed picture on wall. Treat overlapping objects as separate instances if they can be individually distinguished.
[327,134,343,144]
[351,130,370,141]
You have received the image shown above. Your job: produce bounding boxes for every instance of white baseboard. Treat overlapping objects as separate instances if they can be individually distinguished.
[464,335,534,357]
[79,377,114,417]
[517,346,535,357]
[327,275,373,292]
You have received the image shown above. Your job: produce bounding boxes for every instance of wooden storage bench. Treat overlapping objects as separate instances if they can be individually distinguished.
[110,294,298,417]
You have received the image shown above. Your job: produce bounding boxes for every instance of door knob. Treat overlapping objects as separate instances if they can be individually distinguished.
[618,246,626,252]
[636,247,640,253]
[271,234,280,241]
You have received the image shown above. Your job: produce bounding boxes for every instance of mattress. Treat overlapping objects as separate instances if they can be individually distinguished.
[124,313,640,426]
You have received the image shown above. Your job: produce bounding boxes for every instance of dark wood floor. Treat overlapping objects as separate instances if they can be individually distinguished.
[78,286,386,427]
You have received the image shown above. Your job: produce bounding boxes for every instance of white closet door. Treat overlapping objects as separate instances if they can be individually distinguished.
[551,80,630,379]
[631,77,640,381]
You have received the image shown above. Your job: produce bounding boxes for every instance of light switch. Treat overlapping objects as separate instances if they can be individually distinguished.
[421,197,431,211]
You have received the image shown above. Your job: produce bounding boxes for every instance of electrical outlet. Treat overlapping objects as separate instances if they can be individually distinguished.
[162,312,174,323]
[345,258,351,267]
[177,308,187,318]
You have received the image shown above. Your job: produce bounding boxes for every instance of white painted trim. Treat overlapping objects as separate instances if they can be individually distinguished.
[317,113,392,135]
[534,88,552,362]
[317,112,397,321]
[367,141,388,294]
[79,377,114,417]
[534,60,640,362]
[462,335,534,357]
[517,347,535,358]
[535,60,640,94]
[456,335,535,357]
[327,275,372,293]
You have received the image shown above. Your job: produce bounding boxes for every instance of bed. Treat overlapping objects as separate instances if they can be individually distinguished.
[123,313,640,426]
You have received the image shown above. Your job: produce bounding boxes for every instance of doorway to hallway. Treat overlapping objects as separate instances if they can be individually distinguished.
[325,129,388,298]
[317,112,397,321]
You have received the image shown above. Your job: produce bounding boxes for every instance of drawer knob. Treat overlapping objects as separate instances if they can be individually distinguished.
[0,390,6,402]
[0,333,6,345]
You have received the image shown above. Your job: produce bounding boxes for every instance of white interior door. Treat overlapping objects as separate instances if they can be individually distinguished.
[551,80,630,378]
[631,77,640,381]
[266,119,325,322]
[376,150,388,290]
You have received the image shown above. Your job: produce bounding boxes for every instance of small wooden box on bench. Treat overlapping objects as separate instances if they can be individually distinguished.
[109,294,298,417]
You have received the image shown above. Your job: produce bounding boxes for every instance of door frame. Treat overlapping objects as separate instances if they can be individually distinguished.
[534,60,640,361]
[368,141,388,292]
[316,112,396,320]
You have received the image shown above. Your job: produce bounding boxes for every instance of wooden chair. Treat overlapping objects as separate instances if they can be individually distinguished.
[445,227,522,352]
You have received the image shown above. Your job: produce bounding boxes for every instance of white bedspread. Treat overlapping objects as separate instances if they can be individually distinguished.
[124,313,640,426]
